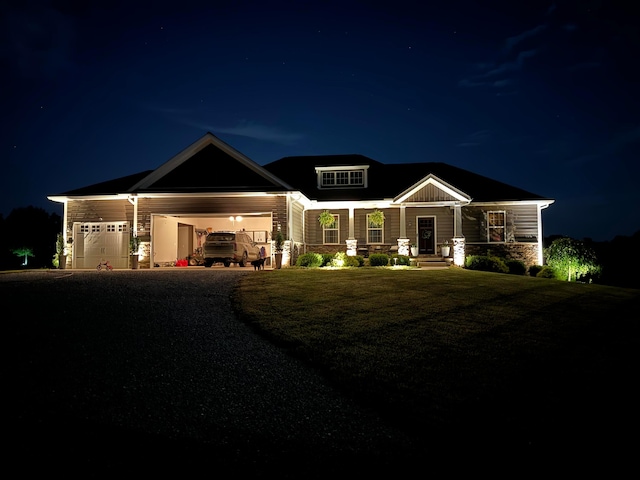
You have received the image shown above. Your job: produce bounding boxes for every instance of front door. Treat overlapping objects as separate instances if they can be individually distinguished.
[418,217,435,255]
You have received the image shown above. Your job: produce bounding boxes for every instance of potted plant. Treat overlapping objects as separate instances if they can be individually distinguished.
[273,230,285,269]
[369,209,385,227]
[440,240,450,257]
[318,210,335,228]
[55,233,66,269]
[410,244,419,257]
[130,235,141,269]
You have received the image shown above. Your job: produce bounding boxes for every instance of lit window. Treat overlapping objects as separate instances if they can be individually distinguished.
[323,214,339,244]
[319,169,365,188]
[367,214,383,244]
[322,172,335,186]
[488,211,505,242]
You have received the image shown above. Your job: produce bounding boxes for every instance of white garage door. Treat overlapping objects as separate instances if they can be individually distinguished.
[73,222,129,269]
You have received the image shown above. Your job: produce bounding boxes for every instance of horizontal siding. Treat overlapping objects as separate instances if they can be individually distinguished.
[462,205,539,243]
[66,199,132,230]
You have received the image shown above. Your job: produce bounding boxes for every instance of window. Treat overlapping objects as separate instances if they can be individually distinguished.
[367,213,383,244]
[487,211,505,242]
[323,214,339,244]
[317,168,367,188]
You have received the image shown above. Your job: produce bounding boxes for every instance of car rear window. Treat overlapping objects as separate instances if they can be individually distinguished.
[207,234,235,241]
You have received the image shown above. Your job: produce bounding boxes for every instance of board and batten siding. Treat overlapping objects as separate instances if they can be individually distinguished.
[406,183,458,203]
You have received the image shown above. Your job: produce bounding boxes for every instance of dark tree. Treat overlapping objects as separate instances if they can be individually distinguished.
[1,206,61,270]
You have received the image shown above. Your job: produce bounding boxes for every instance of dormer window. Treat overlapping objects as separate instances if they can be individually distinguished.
[316,166,368,189]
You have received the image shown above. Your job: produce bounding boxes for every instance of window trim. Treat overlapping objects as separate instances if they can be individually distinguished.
[322,214,340,244]
[487,210,506,243]
[366,213,384,244]
[315,165,369,189]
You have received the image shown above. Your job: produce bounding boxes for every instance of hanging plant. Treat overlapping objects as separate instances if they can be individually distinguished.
[369,209,385,227]
[318,210,336,228]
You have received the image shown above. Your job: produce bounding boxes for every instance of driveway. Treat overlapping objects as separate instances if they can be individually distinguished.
[3,269,417,477]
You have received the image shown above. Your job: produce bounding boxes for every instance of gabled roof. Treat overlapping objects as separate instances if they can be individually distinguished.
[263,155,552,203]
[129,132,292,193]
[52,132,292,198]
[50,133,553,205]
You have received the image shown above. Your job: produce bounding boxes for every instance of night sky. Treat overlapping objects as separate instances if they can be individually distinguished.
[2,0,639,242]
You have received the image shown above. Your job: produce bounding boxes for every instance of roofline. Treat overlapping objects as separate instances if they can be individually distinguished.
[394,174,472,203]
[128,132,294,191]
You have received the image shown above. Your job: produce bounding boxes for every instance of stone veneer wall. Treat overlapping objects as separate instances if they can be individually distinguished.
[464,243,540,267]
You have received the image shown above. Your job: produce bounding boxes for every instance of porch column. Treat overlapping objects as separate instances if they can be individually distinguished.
[128,195,139,237]
[400,205,406,238]
[453,204,462,237]
[348,206,355,239]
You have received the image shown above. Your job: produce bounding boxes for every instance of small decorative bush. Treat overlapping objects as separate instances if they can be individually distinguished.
[528,264,543,277]
[465,255,509,273]
[296,252,324,268]
[505,259,527,275]
[536,266,557,279]
[345,255,364,267]
[390,254,411,266]
[330,252,348,267]
[369,253,389,266]
[321,253,334,267]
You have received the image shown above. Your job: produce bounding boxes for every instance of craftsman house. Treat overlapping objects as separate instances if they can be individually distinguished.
[48,132,554,269]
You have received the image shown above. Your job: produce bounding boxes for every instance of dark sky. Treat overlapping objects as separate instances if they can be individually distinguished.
[2,0,639,241]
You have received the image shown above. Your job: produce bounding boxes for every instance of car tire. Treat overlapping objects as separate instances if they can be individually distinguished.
[223,261,231,267]
[204,260,213,268]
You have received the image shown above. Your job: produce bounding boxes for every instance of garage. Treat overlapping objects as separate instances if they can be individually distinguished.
[72,222,129,269]
[150,213,273,267]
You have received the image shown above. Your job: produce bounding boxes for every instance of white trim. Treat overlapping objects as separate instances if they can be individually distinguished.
[394,174,471,203]
[129,132,293,191]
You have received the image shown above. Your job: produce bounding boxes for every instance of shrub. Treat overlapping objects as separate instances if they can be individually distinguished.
[505,259,527,275]
[368,253,389,266]
[465,255,509,273]
[536,266,557,279]
[344,255,364,267]
[296,252,323,268]
[528,264,543,277]
[321,253,334,267]
[330,252,348,267]
[390,254,411,266]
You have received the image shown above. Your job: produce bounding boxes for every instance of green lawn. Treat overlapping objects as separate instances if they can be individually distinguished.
[234,267,640,452]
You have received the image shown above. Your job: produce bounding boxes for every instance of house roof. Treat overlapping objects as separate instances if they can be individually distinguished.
[263,155,552,203]
[52,133,553,204]
[60,170,154,196]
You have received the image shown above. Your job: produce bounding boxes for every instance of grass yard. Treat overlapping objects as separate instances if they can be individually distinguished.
[234,267,640,454]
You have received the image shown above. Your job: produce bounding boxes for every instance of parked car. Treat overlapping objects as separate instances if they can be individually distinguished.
[202,231,260,267]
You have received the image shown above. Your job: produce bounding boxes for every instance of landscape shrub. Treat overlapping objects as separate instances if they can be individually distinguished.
[536,266,557,279]
[296,252,324,268]
[528,264,543,277]
[505,259,527,275]
[368,253,389,266]
[465,255,509,273]
[390,254,411,266]
[321,253,334,267]
[344,255,364,267]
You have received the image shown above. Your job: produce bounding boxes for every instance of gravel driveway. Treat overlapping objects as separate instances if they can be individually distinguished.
[3,269,417,477]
